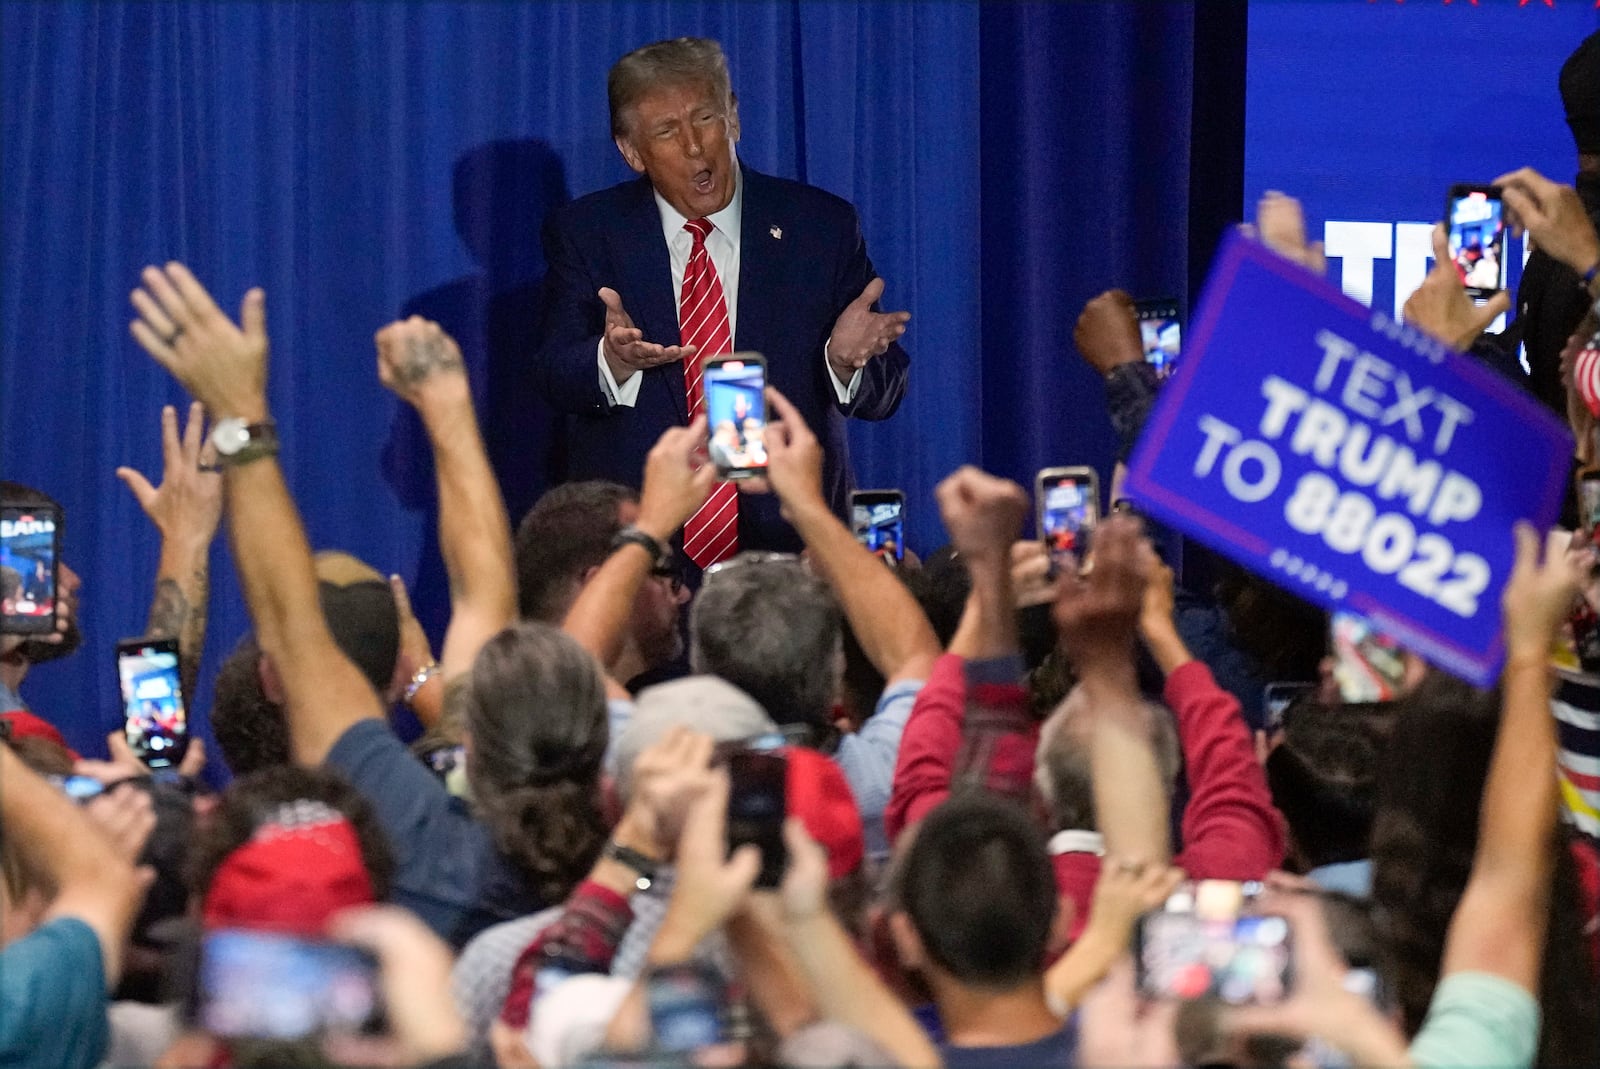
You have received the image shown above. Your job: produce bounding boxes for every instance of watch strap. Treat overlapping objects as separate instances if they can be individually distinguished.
[610,525,667,567]
[218,420,280,467]
[603,840,660,890]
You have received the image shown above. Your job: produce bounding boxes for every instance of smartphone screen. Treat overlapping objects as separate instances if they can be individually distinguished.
[118,637,189,770]
[850,490,905,562]
[647,962,726,1053]
[702,355,768,479]
[198,929,383,1040]
[1036,468,1100,563]
[1328,612,1406,704]
[1134,298,1182,380]
[1580,474,1600,553]
[1135,910,1293,1005]
[1445,185,1506,300]
[0,504,60,635]
[726,748,787,889]
[47,774,106,801]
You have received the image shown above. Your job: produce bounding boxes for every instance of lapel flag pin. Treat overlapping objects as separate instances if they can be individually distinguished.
[769,225,783,240]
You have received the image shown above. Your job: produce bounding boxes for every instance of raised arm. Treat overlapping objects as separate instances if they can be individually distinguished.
[129,263,382,764]
[1438,526,1578,989]
[776,819,941,1068]
[560,418,712,697]
[375,318,516,681]
[762,387,939,684]
[0,742,146,984]
[1054,516,1170,867]
[116,400,223,701]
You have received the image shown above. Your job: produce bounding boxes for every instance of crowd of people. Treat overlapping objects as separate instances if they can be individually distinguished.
[4,29,1600,1069]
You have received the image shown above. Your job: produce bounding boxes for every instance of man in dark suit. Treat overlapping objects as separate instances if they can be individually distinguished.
[533,37,910,562]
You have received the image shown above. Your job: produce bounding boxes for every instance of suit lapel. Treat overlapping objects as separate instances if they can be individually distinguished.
[611,178,687,418]
[735,167,785,354]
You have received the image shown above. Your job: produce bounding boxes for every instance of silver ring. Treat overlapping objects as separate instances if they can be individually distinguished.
[163,325,185,346]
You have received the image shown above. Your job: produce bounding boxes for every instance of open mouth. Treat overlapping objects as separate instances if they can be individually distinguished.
[692,168,715,195]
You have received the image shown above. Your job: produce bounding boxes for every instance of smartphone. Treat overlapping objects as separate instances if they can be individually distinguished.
[1328,612,1406,704]
[197,929,384,1040]
[726,747,787,889]
[0,503,61,635]
[850,489,906,562]
[117,636,189,770]
[1580,473,1600,554]
[1134,298,1182,380]
[646,961,726,1053]
[1135,909,1293,1005]
[1263,681,1315,733]
[1444,185,1506,301]
[1035,467,1100,564]
[702,353,768,480]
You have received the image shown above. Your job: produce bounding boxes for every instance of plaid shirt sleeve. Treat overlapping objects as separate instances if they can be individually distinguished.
[499,879,635,1030]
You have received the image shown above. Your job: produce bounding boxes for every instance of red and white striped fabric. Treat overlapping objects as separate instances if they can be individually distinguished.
[679,217,740,569]
[1575,340,1600,419]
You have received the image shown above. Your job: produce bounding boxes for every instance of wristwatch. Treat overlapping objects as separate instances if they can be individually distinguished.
[210,417,279,467]
[603,840,660,892]
[610,525,668,568]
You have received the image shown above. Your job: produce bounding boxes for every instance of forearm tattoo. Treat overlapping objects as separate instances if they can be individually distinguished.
[146,578,189,640]
[395,335,463,386]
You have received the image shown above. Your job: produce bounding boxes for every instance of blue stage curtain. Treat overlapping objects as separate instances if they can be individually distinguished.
[1,0,1207,770]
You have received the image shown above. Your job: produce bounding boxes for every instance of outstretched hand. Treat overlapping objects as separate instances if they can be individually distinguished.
[827,278,909,381]
[116,401,223,554]
[600,287,698,381]
[1401,224,1511,351]
[1502,524,1588,665]
[129,263,268,422]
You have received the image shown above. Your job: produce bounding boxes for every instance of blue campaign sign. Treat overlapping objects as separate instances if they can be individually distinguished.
[1124,233,1573,687]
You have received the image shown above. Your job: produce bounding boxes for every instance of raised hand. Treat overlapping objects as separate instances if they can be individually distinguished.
[374,316,468,415]
[1053,511,1150,676]
[1493,167,1600,277]
[116,401,223,554]
[1073,290,1145,376]
[623,726,716,861]
[935,466,1030,568]
[1401,224,1512,351]
[635,416,716,542]
[759,386,826,511]
[1238,190,1326,275]
[129,263,268,422]
[600,287,698,381]
[1503,524,1588,666]
[827,278,910,381]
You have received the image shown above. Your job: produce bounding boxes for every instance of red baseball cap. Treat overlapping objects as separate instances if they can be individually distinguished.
[785,747,864,880]
[201,801,375,938]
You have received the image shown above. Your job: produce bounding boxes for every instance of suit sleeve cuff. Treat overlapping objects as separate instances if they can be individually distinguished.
[598,340,643,408]
[823,339,864,403]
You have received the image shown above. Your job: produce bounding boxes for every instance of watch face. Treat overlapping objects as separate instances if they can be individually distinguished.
[213,420,250,455]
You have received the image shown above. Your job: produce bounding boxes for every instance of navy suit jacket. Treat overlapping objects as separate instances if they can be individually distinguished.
[532,166,909,551]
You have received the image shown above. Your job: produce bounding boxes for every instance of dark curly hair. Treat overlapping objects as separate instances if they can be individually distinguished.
[188,764,394,903]
[1369,672,1599,1068]
[451,622,609,905]
[209,633,292,778]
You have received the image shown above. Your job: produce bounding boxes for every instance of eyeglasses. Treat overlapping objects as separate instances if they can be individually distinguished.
[701,551,803,582]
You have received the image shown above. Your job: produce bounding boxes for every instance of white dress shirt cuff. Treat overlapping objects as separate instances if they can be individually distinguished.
[597,339,643,408]
[823,340,864,404]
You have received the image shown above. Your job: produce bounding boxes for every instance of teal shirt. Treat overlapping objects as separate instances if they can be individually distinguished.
[0,917,108,1069]
[1409,972,1539,1069]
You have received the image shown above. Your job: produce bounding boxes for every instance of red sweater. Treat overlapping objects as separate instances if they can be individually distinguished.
[886,653,1285,940]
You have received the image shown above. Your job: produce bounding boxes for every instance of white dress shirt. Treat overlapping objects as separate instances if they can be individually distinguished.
[598,157,862,407]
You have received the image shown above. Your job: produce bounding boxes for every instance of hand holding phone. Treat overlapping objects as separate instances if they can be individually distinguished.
[726,747,787,889]
[118,637,190,770]
[1133,298,1182,380]
[1135,889,1292,1005]
[1328,613,1406,704]
[1444,185,1506,300]
[198,929,385,1040]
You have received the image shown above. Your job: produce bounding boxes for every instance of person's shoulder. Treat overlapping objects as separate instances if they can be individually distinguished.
[743,168,857,222]
[552,178,651,231]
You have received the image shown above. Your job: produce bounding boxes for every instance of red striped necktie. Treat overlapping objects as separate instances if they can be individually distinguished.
[679,217,740,568]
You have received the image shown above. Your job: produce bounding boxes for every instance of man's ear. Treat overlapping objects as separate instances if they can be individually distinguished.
[257,653,286,706]
[615,135,645,175]
[887,910,926,973]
